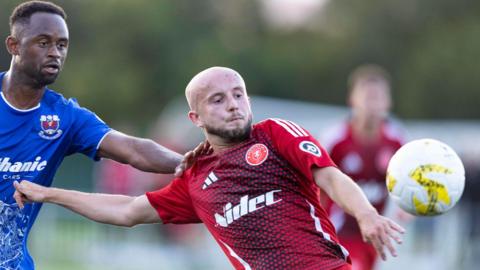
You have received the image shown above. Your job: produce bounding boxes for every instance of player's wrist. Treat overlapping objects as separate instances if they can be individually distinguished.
[354,207,378,223]
[44,187,59,203]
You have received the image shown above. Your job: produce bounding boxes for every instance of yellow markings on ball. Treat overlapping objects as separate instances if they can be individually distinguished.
[409,164,452,215]
[386,173,397,193]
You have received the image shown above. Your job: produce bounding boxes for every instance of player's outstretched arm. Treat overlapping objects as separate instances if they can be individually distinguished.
[97,130,183,174]
[97,131,211,176]
[13,180,161,227]
[313,166,405,261]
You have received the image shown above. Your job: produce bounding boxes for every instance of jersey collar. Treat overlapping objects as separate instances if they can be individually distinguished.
[0,72,41,113]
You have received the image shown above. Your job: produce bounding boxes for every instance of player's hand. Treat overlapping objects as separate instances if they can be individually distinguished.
[13,180,49,209]
[174,141,213,177]
[357,210,405,261]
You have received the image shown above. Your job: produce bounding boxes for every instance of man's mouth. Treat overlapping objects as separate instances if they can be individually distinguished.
[43,63,60,74]
[228,116,244,122]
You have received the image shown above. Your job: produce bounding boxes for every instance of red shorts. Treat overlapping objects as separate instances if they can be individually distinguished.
[340,237,377,270]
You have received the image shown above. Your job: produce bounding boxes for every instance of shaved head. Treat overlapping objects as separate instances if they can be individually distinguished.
[185,66,253,146]
[185,66,246,111]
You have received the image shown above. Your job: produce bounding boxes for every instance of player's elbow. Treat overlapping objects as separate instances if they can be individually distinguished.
[118,211,138,228]
[127,139,160,172]
[92,212,138,228]
[114,214,139,228]
[121,205,146,228]
[127,154,149,172]
[122,218,139,228]
[128,138,182,173]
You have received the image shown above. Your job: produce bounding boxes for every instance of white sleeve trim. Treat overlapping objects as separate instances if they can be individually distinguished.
[270,118,309,138]
[96,129,116,150]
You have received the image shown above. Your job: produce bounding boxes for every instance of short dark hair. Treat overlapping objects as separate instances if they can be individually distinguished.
[10,1,66,31]
[347,64,391,96]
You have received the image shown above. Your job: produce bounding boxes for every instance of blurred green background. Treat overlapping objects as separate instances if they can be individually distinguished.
[1,0,480,269]
[2,0,480,126]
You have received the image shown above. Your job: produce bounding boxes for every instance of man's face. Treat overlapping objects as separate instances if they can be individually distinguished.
[194,73,253,143]
[350,79,391,121]
[13,12,69,86]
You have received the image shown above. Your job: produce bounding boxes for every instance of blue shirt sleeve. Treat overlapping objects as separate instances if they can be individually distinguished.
[66,99,112,161]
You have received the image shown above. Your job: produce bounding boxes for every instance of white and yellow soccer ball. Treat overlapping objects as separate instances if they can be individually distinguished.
[386,138,465,216]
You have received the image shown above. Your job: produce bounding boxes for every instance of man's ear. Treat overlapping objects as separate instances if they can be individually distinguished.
[6,36,20,55]
[188,111,203,128]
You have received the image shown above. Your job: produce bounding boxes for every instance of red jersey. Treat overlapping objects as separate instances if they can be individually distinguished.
[147,118,350,270]
[323,120,404,238]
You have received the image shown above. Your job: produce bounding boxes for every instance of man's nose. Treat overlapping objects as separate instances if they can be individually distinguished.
[226,96,239,111]
[48,45,61,58]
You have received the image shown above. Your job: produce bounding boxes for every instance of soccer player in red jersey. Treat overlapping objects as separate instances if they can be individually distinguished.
[13,67,404,270]
[322,64,406,270]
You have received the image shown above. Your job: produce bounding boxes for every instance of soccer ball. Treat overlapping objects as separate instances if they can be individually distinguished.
[386,138,465,216]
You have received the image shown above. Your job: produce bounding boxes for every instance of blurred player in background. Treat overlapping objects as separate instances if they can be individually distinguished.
[0,1,202,269]
[14,66,405,270]
[322,64,407,270]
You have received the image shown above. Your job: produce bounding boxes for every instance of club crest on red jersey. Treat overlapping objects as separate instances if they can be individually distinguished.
[39,114,62,140]
[299,141,321,157]
[245,143,269,166]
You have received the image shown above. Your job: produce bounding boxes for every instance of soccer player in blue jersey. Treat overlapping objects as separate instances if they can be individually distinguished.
[0,1,202,269]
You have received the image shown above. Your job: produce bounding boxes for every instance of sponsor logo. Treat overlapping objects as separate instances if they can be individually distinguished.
[2,174,21,180]
[39,115,62,140]
[0,156,47,173]
[245,144,268,166]
[215,190,282,227]
[202,172,218,190]
[299,141,321,157]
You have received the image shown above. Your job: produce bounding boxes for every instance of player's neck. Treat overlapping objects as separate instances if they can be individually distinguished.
[207,135,246,154]
[351,116,382,144]
[2,70,46,109]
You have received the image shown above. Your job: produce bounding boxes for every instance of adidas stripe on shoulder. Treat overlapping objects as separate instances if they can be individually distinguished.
[270,118,309,138]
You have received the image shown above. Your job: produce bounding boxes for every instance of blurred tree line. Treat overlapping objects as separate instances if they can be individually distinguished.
[1,0,479,131]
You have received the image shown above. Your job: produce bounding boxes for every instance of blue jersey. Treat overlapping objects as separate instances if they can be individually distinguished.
[0,72,111,270]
